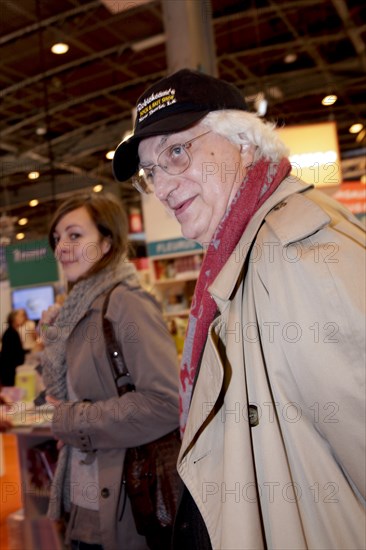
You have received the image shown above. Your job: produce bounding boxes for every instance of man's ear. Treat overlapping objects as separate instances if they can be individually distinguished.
[240,143,256,167]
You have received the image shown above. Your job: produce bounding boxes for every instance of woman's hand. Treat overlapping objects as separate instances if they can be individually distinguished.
[46,395,61,407]
[39,303,62,342]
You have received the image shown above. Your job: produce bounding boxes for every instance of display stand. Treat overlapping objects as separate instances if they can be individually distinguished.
[8,425,64,549]
[13,426,53,517]
[0,434,4,477]
[2,402,64,549]
[149,250,203,318]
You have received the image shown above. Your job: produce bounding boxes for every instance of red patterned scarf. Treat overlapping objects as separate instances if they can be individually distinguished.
[180,157,291,432]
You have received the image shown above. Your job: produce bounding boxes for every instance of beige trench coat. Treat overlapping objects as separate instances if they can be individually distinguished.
[177,177,366,549]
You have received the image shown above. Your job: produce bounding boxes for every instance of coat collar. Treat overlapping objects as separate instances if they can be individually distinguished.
[208,177,314,311]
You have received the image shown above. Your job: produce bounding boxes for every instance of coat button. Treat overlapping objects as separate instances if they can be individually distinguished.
[249,405,259,427]
[101,488,110,498]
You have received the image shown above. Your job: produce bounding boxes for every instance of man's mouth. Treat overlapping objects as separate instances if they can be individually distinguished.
[172,196,196,217]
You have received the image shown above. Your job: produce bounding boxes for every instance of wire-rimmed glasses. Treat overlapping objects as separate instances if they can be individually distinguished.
[132,130,211,195]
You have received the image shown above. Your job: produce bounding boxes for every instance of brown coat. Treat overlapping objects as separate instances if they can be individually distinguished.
[52,283,180,550]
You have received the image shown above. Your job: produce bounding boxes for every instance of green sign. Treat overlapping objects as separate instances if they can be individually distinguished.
[5,239,58,287]
[147,237,202,257]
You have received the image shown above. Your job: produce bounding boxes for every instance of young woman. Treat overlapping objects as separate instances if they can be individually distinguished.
[40,193,180,550]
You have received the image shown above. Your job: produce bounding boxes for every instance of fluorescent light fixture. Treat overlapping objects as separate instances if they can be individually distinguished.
[93,184,103,193]
[18,218,28,226]
[132,34,165,52]
[290,150,338,168]
[16,233,25,240]
[29,199,39,207]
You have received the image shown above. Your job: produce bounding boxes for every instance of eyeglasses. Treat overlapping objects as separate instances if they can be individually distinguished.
[132,130,211,195]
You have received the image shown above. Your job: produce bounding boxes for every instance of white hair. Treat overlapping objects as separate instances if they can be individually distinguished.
[201,110,289,162]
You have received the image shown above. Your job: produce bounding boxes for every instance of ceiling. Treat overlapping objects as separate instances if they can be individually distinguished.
[1,0,365,243]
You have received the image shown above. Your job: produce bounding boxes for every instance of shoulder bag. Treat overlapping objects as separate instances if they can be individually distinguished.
[102,286,181,549]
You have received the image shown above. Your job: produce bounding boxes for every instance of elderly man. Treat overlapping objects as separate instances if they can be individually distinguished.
[113,69,365,550]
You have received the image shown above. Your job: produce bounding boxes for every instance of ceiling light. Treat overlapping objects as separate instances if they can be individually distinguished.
[16,232,25,240]
[106,150,114,160]
[349,123,364,134]
[284,53,297,64]
[356,129,366,143]
[29,199,39,207]
[267,86,283,100]
[254,93,268,117]
[322,95,337,106]
[36,126,47,136]
[18,217,28,226]
[51,43,69,55]
[100,0,152,14]
[93,184,103,193]
[28,171,40,180]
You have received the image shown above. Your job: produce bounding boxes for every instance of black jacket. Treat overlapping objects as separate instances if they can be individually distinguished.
[0,326,25,386]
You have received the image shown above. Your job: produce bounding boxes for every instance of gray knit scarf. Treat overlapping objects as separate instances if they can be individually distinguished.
[41,259,139,520]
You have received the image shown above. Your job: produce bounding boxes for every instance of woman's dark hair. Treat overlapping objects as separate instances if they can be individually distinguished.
[48,192,129,278]
[7,310,20,327]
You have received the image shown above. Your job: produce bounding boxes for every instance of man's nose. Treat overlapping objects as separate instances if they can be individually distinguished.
[154,169,177,202]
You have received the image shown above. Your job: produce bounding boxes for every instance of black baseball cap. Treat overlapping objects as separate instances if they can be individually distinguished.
[112,68,248,182]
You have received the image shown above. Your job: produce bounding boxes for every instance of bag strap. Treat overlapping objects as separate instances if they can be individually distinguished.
[102,284,136,396]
